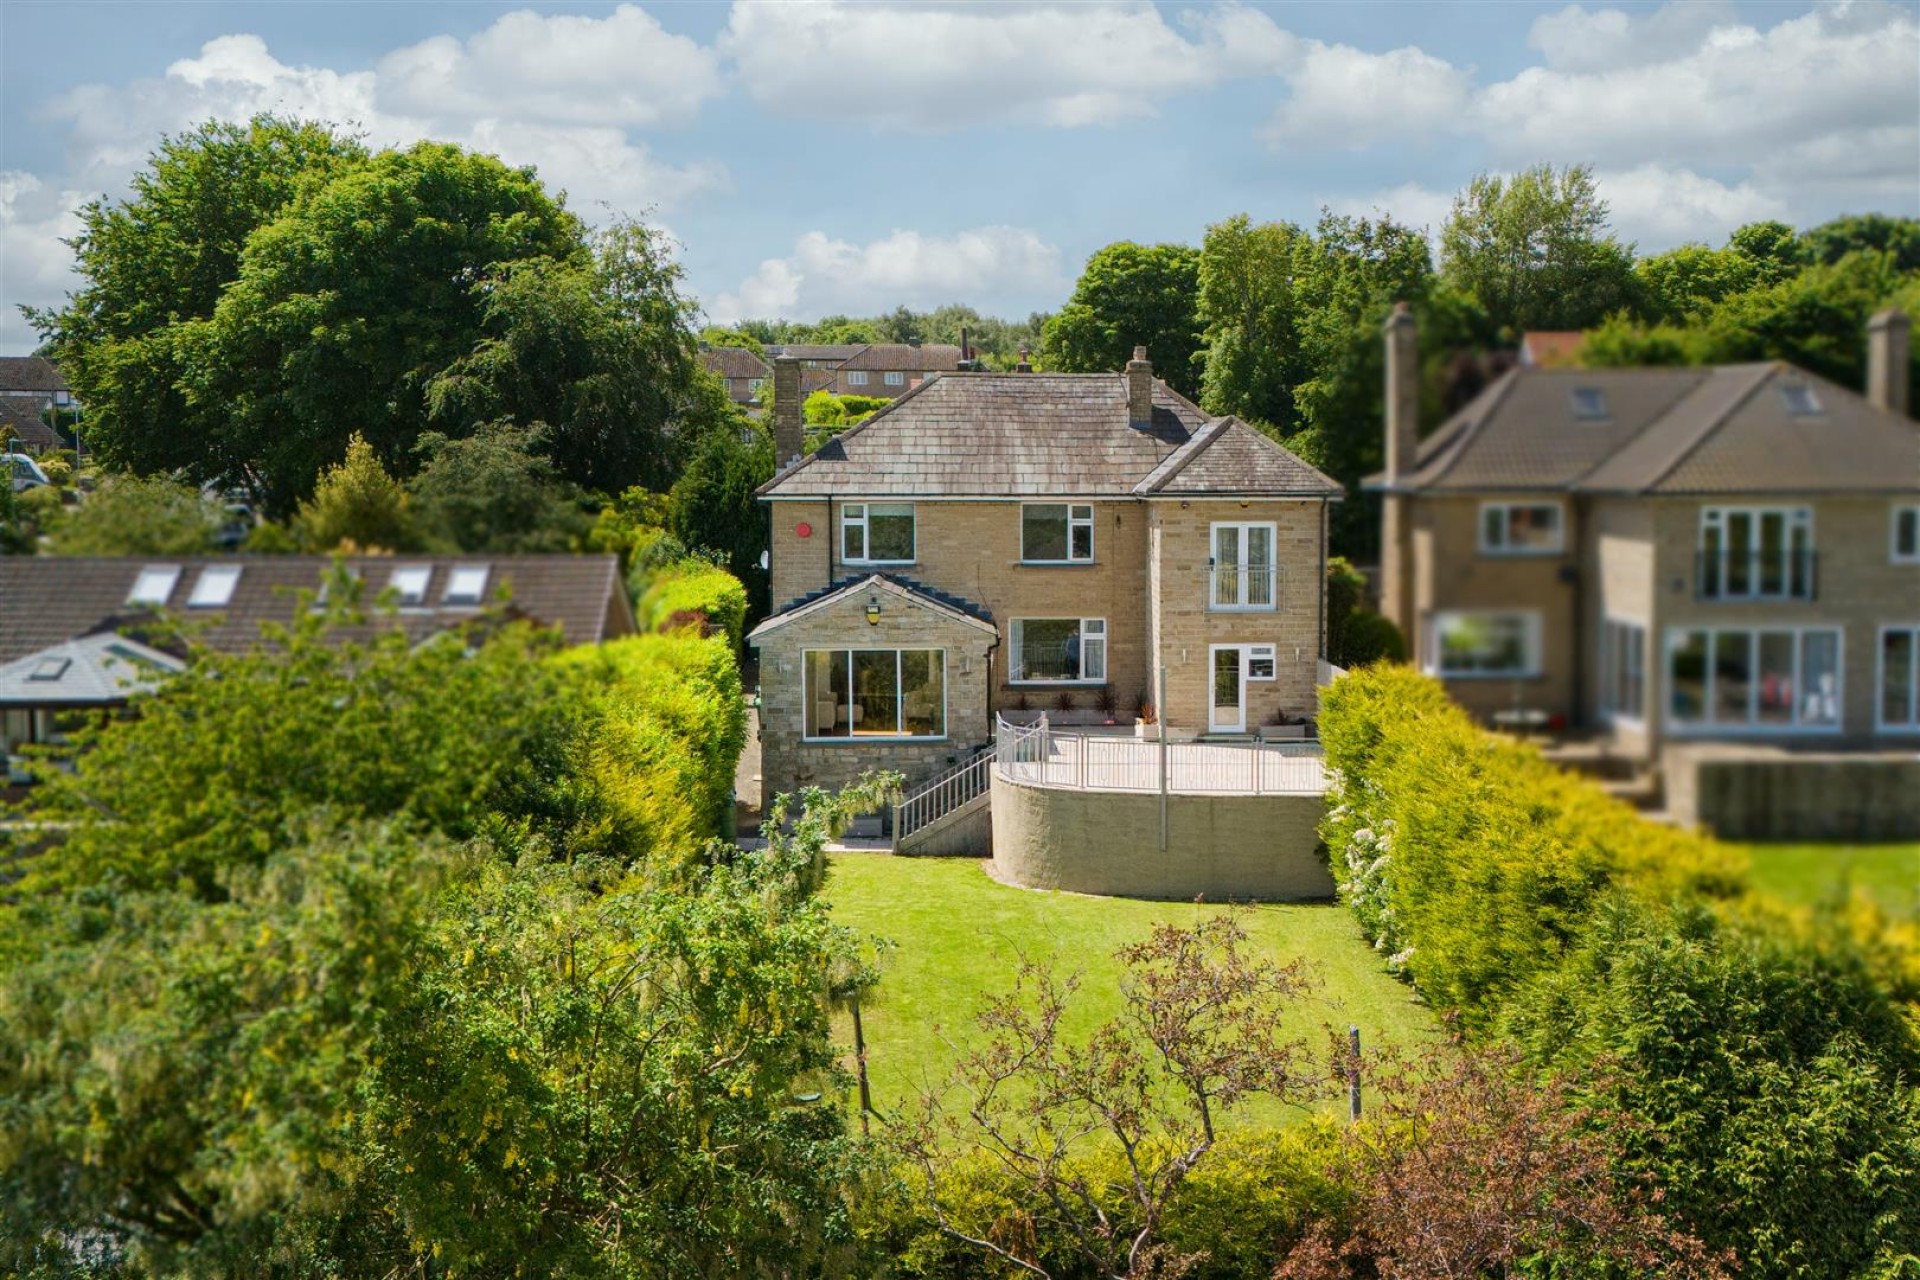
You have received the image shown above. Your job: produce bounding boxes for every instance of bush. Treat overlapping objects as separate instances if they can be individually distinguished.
[47,474,225,556]
[637,561,750,650]
[1324,557,1405,668]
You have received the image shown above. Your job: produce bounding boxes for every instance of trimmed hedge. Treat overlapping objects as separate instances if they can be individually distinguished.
[1319,665,1746,1027]
[551,631,746,865]
[636,561,749,649]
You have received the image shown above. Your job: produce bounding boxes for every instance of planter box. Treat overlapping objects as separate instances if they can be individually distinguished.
[1258,724,1309,742]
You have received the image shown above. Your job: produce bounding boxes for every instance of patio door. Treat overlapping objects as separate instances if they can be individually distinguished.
[1209,644,1246,733]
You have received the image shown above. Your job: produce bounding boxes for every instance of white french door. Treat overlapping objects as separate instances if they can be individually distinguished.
[1209,644,1246,733]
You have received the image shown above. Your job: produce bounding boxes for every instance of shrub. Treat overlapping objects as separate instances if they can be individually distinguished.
[1324,557,1405,668]
[637,561,750,650]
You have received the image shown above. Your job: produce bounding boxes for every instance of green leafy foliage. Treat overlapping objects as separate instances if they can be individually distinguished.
[45,473,225,556]
[1324,557,1405,668]
[408,421,589,553]
[291,431,417,552]
[803,390,892,427]
[664,426,774,621]
[636,561,751,648]
[1042,241,1203,396]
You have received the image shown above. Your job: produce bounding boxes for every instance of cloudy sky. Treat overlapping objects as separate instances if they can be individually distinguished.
[2,0,1916,354]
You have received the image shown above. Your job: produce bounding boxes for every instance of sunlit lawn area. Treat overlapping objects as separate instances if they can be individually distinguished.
[822,854,1437,1124]
[1743,842,1920,918]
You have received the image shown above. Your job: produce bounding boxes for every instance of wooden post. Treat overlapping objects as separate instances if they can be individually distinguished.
[852,994,873,1138]
[1347,1025,1363,1122]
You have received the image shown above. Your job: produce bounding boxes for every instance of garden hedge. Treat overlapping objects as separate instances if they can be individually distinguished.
[635,560,749,649]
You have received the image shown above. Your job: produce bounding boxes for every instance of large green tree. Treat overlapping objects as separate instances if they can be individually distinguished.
[1439,163,1636,334]
[1041,241,1203,395]
[408,421,590,553]
[26,117,366,479]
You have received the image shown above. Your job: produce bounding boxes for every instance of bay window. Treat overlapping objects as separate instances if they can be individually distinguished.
[1430,610,1541,677]
[1022,503,1094,563]
[842,502,915,564]
[1666,626,1840,730]
[1010,618,1106,683]
[804,648,945,739]
[1210,522,1276,610]
[1880,626,1920,730]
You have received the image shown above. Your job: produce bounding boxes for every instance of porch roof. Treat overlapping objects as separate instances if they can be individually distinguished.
[0,633,185,706]
[747,573,997,642]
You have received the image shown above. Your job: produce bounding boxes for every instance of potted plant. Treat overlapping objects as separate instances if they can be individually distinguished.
[1054,690,1076,714]
[1258,708,1308,742]
[1096,683,1118,725]
[1134,699,1158,739]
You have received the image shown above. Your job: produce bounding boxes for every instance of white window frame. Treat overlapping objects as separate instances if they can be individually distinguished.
[443,564,491,606]
[1246,643,1277,681]
[388,565,432,607]
[1008,617,1107,685]
[1427,610,1543,679]
[1478,501,1565,556]
[884,370,906,387]
[1209,521,1278,612]
[186,565,241,608]
[1663,625,1844,735]
[127,565,181,607]
[1698,505,1814,601]
[1598,618,1647,725]
[846,370,870,387]
[1020,502,1095,564]
[801,647,947,743]
[1876,624,1920,733]
[840,502,916,565]
[1892,505,1920,565]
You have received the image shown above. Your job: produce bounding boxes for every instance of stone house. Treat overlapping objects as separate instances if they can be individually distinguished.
[749,349,1341,801]
[1370,305,1920,835]
[698,345,771,409]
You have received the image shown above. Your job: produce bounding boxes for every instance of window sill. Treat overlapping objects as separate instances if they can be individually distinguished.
[1018,560,1098,568]
[1665,722,1843,737]
[1476,547,1566,558]
[1006,680,1108,688]
[1209,605,1278,614]
[802,735,950,745]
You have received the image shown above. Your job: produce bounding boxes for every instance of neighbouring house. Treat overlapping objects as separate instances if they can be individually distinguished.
[699,345,772,409]
[1518,331,1586,368]
[1371,304,1920,838]
[749,347,1342,810]
[0,356,74,453]
[0,554,636,775]
[764,341,966,400]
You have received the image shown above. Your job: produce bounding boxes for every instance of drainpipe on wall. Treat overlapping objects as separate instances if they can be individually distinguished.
[1316,501,1328,661]
[826,495,835,592]
[1567,496,1587,730]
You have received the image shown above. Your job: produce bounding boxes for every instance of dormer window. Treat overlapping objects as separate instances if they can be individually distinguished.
[1570,387,1609,421]
[1780,383,1822,417]
[389,565,432,606]
[187,565,241,608]
[443,565,490,606]
[127,566,180,607]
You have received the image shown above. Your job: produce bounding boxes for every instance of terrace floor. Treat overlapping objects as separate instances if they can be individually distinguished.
[1000,728,1326,795]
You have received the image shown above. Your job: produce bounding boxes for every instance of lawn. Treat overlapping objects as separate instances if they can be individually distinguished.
[822,854,1437,1121]
[1743,842,1920,918]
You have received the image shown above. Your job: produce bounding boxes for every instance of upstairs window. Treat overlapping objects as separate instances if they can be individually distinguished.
[389,565,432,606]
[127,566,180,607]
[1780,383,1822,416]
[1021,503,1094,563]
[1894,506,1919,564]
[1010,617,1105,684]
[1570,387,1609,420]
[1699,506,1814,600]
[884,371,906,386]
[1479,502,1565,555]
[842,503,915,564]
[187,565,241,608]
[1210,522,1276,611]
[847,370,870,386]
[443,565,490,606]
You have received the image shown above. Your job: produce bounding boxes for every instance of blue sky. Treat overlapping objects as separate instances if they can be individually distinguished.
[3,0,1917,354]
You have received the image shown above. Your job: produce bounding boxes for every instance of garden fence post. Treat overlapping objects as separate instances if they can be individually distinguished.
[1348,1025,1363,1122]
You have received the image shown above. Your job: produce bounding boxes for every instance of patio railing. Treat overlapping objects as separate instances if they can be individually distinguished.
[891,748,996,848]
[994,715,1324,795]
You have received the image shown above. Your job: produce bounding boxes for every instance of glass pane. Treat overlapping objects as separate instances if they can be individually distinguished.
[1758,512,1785,595]
[1714,631,1752,723]
[1214,526,1241,606]
[805,651,851,738]
[1439,615,1528,674]
[1246,526,1274,606]
[1482,506,1505,548]
[1082,634,1106,681]
[1506,505,1560,551]
[1069,520,1093,561]
[1884,630,1917,726]
[852,650,900,734]
[1726,513,1752,595]
[842,516,864,562]
[1900,510,1919,559]
[1022,505,1069,560]
[1015,619,1081,681]
[1701,521,1722,597]
[901,650,943,737]
[867,506,914,561]
[1670,631,1708,722]
[1757,631,1795,725]
[1213,648,1240,715]
[1800,632,1840,725]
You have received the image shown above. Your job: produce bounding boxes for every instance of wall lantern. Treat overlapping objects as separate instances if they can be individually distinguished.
[865,595,882,626]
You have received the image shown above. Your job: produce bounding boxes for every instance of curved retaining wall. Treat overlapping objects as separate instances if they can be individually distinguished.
[989,773,1333,902]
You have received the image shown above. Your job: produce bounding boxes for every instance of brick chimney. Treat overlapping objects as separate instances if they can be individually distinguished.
[1867,308,1910,417]
[1380,303,1418,636]
[1126,345,1153,426]
[773,355,804,469]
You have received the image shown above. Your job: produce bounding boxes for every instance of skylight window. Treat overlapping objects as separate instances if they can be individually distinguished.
[1780,383,1822,417]
[127,566,180,607]
[187,565,241,608]
[443,565,490,606]
[28,656,71,682]
[1569,387,1610,421]
[389,565,432,606]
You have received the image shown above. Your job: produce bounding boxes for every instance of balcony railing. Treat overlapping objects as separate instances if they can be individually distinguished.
[1210,562,1278,610]
[1695,550,1818,602]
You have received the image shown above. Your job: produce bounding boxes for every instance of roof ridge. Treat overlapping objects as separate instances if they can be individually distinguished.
[1620,363,1776,494]
[1135,418,1230,493]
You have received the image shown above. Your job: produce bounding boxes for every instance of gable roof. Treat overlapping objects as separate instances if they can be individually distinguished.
[1519,332,1585,368]
[0,356,68,395]
[760,371,1339,500]
[0,633,185,706]
[0,555,633,664]
[838,343,963,372]
[1373,363,1920,497]
[747,572,997,641]
[699,347,770,379]
[0,398,63,450]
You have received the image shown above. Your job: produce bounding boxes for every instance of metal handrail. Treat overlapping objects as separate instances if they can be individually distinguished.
[993,715,1324,796]
[892,747,998,847]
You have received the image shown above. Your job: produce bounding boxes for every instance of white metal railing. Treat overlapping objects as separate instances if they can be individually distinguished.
[993,715,1324,796]
[1210,563,1278,610]
[891,748,997,848]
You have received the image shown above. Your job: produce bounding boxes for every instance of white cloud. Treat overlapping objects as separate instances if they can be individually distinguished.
[1325,181,1456,240]
[709,226,1065,324]
[1526,0,1739,72]
[1594,164,1787,246]
[1262,43,1472,148]
[0,173,86,354]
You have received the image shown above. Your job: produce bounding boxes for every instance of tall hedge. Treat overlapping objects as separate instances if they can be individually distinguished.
[635,561,749,650]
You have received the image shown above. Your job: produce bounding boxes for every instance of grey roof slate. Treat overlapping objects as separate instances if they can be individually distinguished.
[699,347,771,379]
[0,555,633,664]
[0,633,184,706]
[0,357,68,395]
[761,371,1338,499]
[748,572,996,640]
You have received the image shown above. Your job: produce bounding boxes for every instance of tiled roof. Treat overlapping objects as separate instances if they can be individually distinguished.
[837,343,964,372]
[1137,419,1340,496]
[761,371,1336,499]
[0,398,62,450]
[699,347,770,379]
[767,344,864,363]
[749,572,996,640]
[0,555,634,664]
[0,357,68,394]
[1372,363,1920,496]
[1519,332,1585,368]
[0,633,185,706]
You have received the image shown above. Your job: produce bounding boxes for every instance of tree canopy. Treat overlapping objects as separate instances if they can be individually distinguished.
[1439,163,1636,334]
[1041,241,1203,395]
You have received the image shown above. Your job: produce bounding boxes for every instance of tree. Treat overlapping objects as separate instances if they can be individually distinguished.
[408,422,589,553]
[45,474,224,556]
[1196,216,1312,430]
[899,915,1326,1279]
[292,432,416,552]
[1801,213,1920,274]
[666,422,775,621]
[1633,244,1759,325]
[1439,164,1636,334]
[1042,242,1203,396]
[25,116,366,479]
[1727,219,1807,285]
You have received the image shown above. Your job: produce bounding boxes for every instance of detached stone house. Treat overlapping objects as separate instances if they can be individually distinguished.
[698,345,771,409]
[749,349,1341,801]
[1371,305,1920,835]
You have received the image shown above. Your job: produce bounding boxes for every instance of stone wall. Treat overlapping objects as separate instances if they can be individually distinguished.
[990,773,1333,901]
[1664,743,1920,840]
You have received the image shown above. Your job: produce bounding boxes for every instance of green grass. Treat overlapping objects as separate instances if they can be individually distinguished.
[822,854,1436,1121]
[1743,842,1920,918]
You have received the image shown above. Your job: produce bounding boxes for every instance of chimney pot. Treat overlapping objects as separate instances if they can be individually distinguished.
[1015,345,1033,373]
[1867,307,1910,417]
[772,356,804,470]
[1126,345,1154,425]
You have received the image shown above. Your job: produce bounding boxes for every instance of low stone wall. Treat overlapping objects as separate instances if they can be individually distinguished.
[1665,743,1920,840]
[989,773,1332,901]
